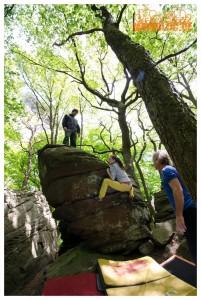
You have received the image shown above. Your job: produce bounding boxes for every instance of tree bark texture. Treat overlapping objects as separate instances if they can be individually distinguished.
[103,23,196,203]
[118,107,140,188]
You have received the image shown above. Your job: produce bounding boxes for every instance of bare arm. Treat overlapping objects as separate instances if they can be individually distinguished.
[169,178,187,232]
[106,168,113,179]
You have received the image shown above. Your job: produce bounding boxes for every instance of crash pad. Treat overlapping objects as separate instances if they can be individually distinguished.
[97,255,197,296]
[106,274,197,296]
[161,255,197,287]
[41,273,103,296]
[97,256,170,289]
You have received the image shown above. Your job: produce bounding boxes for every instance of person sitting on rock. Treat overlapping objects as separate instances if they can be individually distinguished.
[96,155,134,201]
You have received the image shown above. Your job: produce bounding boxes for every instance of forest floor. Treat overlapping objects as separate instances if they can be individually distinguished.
[11,233,190,296]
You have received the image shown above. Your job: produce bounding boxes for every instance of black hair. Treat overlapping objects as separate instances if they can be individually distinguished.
[110,155,125,170]
[72,109,78,113]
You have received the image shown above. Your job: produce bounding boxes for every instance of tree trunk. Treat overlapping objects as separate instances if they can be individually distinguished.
[135,159,155,217]
[21,129,35,191]
[103,23,197,203]
[118,107,140,188]
[79,100,84,150]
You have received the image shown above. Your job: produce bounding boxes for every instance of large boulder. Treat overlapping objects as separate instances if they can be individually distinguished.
[154,189,175,222]
[4,188,58,295]
[152,219,176,246]
[38,145,152,254]
[54,196,151,254]
[38,145,108,207]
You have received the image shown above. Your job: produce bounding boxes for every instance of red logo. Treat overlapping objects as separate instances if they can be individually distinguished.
[104,260,148,275]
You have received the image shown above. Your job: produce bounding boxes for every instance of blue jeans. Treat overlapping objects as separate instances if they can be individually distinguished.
[63,130,77,147]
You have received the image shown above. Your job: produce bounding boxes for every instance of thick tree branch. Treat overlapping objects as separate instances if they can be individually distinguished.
[35,102,50,144]
[156,39,197,65]
[136,105,148,164]
[99,56,110,93]
[147,128,162,152]
[72,39,119,107]
[4,4,15,18]
[79,144,121,154]
[116,5,127,28]
[78,88,118,114]
[160,34,170,62]
[169,56,196,107]
[53,28,104,47]
[21,71,48,111]
[121,68,132,104]
[125,90,139,109]
[179,72,197,107]
[100,53,117,97]
[15,51,81,84]
[100,125,111,150]
[126,89,138,102]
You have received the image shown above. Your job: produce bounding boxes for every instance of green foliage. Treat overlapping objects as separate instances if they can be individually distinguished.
[4,58,25,122]
[4,3,197,196]
[4,126,46,191]
[82,123,162,201]
[135,145,162,196]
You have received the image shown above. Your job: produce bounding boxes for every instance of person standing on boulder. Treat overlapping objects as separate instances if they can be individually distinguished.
[62,109,80,148]
[152,150,197,264]
[96,155,134,201]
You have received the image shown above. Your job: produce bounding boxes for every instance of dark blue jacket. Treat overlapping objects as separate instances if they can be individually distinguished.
[62,114,80,133]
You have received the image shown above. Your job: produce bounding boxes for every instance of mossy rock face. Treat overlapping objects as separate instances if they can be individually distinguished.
[38,145,108,190]
[44,242,144,279]
[38,145,151,255]
[154,189,174,222]
[38,145,108,207]
[53,195,151,254]
[45,243,103,279]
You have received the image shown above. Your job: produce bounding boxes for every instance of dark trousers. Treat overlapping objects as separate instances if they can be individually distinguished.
[63,130,77,148]
[183,207,197,264]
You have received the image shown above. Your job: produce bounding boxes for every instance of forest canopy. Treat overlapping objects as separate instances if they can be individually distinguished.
[4,4,197,203]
